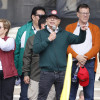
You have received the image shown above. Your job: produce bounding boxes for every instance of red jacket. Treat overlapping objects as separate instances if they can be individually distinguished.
[0,36,18,79]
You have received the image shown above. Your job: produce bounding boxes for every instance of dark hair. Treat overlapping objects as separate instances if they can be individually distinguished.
[77,4,90,12]
[31,6,46,19]
[38,15,47,29]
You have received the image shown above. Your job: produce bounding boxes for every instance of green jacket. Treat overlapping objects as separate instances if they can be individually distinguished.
[14,21,35,75]
[33,26,86,71]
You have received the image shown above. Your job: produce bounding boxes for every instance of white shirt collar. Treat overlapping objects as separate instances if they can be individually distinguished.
[47,26,59,33]
[77,22,89,27]
[32,26,38,34]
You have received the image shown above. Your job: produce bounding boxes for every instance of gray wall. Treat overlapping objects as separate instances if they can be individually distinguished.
[0,0,100,28]
[7,0,56,27]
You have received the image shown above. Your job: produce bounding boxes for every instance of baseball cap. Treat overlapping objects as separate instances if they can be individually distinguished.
[48,10,60,19]
[77,66,89,87]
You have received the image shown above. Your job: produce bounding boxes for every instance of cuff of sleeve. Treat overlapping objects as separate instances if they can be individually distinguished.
[46,38,51,43]
[24,72,30,77]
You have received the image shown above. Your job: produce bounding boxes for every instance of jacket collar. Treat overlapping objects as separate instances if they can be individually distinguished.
[45,25,63,33]
[77,21,89,27]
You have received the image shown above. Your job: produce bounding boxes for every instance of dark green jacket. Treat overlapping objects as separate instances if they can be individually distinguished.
[14,21,35,75]
[33,26,86,71]
[22,35,40,82]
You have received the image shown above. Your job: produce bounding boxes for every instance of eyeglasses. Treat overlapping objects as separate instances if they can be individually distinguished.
[0,26,4,29]
[79,12,90,16]
[35,14,45,18]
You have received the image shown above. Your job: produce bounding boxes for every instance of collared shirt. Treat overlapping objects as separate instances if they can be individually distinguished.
[47,26,59,33]
[0,37,15,70]
[71,22,92,55]
[32,26,38,34]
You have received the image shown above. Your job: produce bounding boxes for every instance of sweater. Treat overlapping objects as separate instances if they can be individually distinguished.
[33,26,86,71]
[65,22,100,72]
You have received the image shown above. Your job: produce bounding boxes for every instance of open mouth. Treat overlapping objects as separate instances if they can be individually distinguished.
[50,22,55,25]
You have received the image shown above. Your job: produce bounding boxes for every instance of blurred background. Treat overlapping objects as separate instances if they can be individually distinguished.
[0,0,100,29]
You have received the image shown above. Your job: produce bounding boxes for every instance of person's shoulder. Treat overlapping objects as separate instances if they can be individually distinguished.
[59,27,66,33]
[26,35,35,45]
[18,21,32,31]
[65,22,77,31]
[37,29,46,34]
[89,22,100,29]
[17,21,33,37]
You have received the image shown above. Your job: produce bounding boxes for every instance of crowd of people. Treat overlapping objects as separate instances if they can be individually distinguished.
[0,3,100,100]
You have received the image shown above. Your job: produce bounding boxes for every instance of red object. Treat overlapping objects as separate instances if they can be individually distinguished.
[0,36,18,79]
[77,66,89,87]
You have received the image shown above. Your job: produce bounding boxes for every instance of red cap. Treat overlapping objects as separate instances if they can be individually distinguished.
[77,66,89,87]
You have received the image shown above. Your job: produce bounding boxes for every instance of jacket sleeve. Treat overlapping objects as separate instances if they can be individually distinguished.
[33,31,51,54]
[22,37,32,77]
[66,25,78,58]
[85,26,100,59]
[14,28,24,70]
[0,38,15,51]
[67,29,86,45]
[99,51,100,62]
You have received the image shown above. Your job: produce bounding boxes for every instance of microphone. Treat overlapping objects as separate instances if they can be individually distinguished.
[52,25,56,32]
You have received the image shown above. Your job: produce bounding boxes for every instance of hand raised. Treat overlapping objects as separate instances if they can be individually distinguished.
[48,32,56,41]
[80,25,88,31]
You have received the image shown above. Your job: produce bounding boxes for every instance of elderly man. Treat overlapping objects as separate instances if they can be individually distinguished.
[65,4,100,100]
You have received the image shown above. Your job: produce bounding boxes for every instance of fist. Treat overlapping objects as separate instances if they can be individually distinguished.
[24,76,30,84]
[80,25,88,31]
[48,32,56,41]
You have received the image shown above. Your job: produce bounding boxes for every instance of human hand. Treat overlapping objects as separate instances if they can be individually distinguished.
[76,55,87,65]
[48,32,56,41]
[80,25,88,31]
[77,62,84,67]
[24,76,30,84]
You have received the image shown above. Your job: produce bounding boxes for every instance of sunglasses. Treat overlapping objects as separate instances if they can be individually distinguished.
[35,14,45,18]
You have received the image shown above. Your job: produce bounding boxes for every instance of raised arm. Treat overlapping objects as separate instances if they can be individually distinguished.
[33,31,51,54]
[67,25,88,45]
[67,28,86,45]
